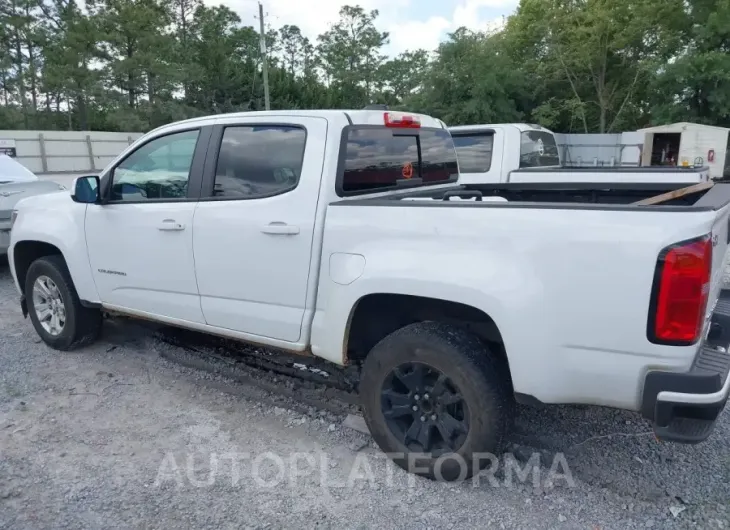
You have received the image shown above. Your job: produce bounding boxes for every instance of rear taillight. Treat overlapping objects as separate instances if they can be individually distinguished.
[649,235,712,345]
[384,112,420,128]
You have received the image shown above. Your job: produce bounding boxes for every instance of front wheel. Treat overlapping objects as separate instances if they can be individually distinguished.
[25,255,102,351]
[360,321,513,481]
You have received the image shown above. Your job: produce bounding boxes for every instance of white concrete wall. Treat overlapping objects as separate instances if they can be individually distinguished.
[0,130,144,175]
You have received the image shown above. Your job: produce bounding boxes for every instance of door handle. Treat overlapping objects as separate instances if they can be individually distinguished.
[158,219,185,231]
[261,222,300,235]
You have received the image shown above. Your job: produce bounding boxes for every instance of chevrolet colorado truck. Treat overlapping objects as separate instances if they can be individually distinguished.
[450,123,711,185]
[8,110,730,481]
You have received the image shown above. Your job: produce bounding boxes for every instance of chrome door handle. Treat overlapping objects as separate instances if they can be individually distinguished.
[158,219,185,231]
[261,222,300,235]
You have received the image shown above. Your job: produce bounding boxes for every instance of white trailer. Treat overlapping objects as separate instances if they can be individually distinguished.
[638,122,730,180]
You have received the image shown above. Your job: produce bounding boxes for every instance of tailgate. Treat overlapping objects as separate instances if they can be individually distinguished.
[707,203,730,319]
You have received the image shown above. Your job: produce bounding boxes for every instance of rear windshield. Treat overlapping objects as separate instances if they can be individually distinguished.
[520,130,560,168]
[452,133,494,173]
[339,127,458,195]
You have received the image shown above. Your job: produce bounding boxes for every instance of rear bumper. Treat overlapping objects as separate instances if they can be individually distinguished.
[641,292,730,443]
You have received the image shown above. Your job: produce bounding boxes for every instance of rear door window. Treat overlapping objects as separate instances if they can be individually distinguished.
[520,130,561,168]
[452,133,494,173]
[339,128,458,195]
[212,125,306,199]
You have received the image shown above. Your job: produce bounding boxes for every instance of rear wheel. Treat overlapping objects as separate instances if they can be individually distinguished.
[360,321,512,481]
[25,255,102,350]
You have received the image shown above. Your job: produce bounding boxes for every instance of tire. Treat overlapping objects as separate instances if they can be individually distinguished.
[360,321,513,481]
[24,255,102,351]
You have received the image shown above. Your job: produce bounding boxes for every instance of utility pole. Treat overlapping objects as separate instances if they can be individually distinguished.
[258,2,271,111]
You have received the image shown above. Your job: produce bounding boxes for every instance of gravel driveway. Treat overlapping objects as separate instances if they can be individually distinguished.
[0,258,728,530]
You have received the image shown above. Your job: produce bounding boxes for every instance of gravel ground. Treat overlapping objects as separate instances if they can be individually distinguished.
[0,258,728,530]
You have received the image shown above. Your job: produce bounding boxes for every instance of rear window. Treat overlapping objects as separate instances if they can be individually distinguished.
[452,133,494,173]
[520,130,560,168]
[339,127,458,195]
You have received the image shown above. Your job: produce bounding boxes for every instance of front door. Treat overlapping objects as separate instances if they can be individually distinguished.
[85,127,209,323]
[193,117,327,342]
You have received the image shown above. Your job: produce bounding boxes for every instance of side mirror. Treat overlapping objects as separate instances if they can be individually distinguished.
[71,175,100,204]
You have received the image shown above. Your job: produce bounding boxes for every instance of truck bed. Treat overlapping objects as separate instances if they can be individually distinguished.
[338,182,730,211]
[325,180,730,411]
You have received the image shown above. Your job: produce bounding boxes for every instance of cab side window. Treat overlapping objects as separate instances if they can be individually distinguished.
[452,133,494,173]
[111,129,200,201]
[519,131,561,168]
[213,125,306,199]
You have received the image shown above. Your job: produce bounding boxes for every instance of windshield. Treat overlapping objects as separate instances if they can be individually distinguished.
[338,127,458,196]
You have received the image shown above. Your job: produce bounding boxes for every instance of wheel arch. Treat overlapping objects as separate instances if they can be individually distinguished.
[344,292,513,391]
[12,240,64,294]
[11,238,99,306]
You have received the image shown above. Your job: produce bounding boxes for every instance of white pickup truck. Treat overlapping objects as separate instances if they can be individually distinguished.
[8,110,730,481]
[451,123,711,185]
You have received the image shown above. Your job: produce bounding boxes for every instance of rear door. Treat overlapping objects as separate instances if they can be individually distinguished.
[192,116,327,342]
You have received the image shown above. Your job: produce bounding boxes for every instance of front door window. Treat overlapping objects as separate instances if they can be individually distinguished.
[111,130,200,201]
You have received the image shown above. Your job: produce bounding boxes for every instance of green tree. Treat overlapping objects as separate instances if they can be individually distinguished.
[410,29,530,125]
[90,0,174,110]
[40,0,104,130]
[378,49,429,107]
[170,0,202,101]
[1,0,729,133]
[185,4,259,113]
[317,5,388,107]
[1,0,35,127]
[0,0,16,108]
[508,0,685,132]
[279,24,306,76]
[650,0,730,126]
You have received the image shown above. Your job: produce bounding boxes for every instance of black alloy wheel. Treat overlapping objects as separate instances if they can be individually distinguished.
[360,321,513,481]
[381,362,469,456]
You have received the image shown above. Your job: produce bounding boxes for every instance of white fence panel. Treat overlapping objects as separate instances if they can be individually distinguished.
[0,130,144,174]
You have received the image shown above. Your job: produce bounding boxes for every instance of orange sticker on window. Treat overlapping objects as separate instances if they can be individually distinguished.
[402,162,414,179]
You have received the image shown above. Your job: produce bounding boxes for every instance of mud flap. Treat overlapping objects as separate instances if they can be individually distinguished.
[20,295,28,318]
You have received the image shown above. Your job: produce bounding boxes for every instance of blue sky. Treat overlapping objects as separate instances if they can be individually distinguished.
[209,0,520,56]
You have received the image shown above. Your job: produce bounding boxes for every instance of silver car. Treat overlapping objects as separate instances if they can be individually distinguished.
[0,155,67,255]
